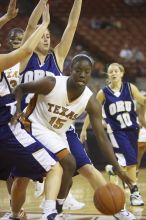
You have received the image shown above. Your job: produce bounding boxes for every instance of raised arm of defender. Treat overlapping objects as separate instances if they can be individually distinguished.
[54,0,82,70]
[0,0,18,29]
[21,0,49,43]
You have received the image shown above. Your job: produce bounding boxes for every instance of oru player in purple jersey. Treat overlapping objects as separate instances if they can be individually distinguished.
[81,63,146,208]
[0,3,64,220]
[2,27,25,220]
[0,2,23,219]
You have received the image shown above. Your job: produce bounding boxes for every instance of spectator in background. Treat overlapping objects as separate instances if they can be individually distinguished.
[90,17,112,30]
[74,44,83,54]
[64,53,72,75]
[91,60,105,78]
[110,17,123,29]
[90,16,122,30]
[132,47,145,62]
[119,43,133,61]
[90,16,103,29]
[64,45,89,76]
[18,0,37,15]
[124,0,146,6]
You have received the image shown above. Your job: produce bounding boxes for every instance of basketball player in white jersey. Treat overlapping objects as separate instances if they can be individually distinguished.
[13,54,136,220]
[19,0,85,211]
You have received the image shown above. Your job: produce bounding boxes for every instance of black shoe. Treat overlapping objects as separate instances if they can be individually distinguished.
[47,213,57,220]
[56,201,63,214]
[9,217,20,220]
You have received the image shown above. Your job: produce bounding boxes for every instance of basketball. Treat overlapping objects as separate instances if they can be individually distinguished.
[93,183,125,215]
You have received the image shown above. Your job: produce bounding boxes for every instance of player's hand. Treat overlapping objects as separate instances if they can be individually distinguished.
[43,0,49,3]
[11,111,23,125]
[115,169,133,189]
[42,3,50,26]
[6,0,18,20]
[80,129,87,143]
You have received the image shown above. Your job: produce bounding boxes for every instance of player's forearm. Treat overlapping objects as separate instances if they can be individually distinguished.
[0,14,11,29]
[23,0,47,42]
[55,0,82,61]
[81,115,90,132]
[68,0,82,27]
[28,1,45,28]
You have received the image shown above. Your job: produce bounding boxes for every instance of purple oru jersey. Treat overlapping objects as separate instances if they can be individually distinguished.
[102,82,139,132]
[0,72,16,125]
[20,51,62,110]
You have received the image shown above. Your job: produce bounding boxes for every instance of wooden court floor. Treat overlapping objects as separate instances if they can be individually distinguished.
[0,169,146,220]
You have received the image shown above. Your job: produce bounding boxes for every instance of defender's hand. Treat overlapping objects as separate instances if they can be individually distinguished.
[6,0,18,20]
[42,4,50,26]
[80,130,87,143]
[115,169,133,189]
[11,112,23,125]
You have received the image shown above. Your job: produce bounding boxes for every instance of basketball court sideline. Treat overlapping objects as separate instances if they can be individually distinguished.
[0,213,146,220]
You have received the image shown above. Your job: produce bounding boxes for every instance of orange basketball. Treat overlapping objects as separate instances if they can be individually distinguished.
[93,183,125,215]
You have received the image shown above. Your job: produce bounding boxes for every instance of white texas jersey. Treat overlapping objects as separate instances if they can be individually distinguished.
[4,63,20,89]
[28,76,93,134]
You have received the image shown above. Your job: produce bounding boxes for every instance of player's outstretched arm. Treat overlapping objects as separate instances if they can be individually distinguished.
[0,0,18,29]
[54,0,82,71]
[22,0,48,43]
[0,4,49,73]
[20,0,49,72]
[86,95,133,188]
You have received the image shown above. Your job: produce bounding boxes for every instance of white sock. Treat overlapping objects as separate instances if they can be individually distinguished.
[11,212,19,218]
[43,200,57,215]
[57,199,65,205]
